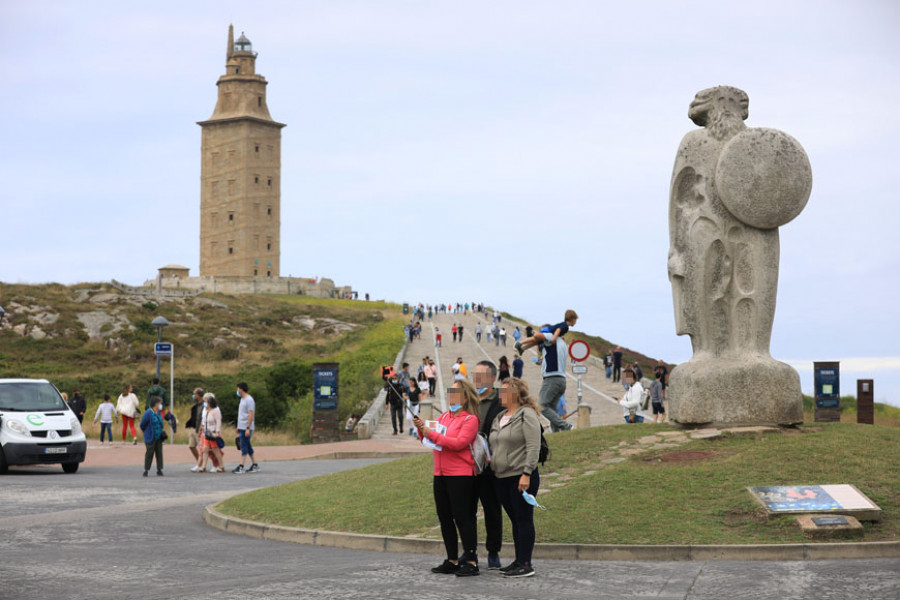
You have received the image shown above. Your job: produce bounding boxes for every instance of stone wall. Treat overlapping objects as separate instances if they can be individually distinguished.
[139,274,353,299]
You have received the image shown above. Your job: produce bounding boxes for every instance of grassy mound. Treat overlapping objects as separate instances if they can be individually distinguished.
[217,422,899,545]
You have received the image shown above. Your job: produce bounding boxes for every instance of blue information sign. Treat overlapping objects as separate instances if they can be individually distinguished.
[814,363,840,409]
[154,343,173,356]
[313,363,339,411]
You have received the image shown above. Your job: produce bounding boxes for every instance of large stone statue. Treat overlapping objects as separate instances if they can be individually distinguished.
[667,86,812,426]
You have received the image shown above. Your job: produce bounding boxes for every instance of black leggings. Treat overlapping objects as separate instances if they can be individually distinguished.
[433,475,478,563]
[494,469,540,567]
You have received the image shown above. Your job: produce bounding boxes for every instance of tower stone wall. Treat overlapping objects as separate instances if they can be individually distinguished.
[198,26,285,278]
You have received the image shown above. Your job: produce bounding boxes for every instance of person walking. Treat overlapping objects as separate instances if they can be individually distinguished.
[654,360,669,399]
[475,322,482,342]
[452,324,458,343]
[116,384,141,444]
[232,382,260,474]
[413,380,481,577]
[140,396,165,477]
[612,347,623,383]
[649,371,666,423]
[145,377,169,411]
[424,359,438,397]
[619,367,646,423]
[498,356,511,382]
[512,355,524,379]
[499,327,507,347]
[69,390,86,424]
[185,388,205,461]
[474,361,505,570]
[489,377,542,578]
[538,335,573,432]
[92,395,118,445]
[604,349,613,379]
[196,394,225,473]
[384,374,406,435]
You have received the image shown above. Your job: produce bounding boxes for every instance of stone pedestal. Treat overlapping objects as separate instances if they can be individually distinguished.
[418,399,435,421]
[668,357,803,427]
[577,403,592,429]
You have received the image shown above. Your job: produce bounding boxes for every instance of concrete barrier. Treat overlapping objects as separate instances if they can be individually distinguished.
[204,504,900,561]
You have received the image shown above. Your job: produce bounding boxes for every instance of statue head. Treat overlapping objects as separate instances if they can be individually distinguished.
[688,86,749,140]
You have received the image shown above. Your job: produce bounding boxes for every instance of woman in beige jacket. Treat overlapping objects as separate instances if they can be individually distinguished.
[488,377,542,579]
[115,384,141,444]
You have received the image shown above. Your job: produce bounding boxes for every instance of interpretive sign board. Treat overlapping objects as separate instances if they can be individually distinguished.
[312,362,340,443]
[748,484,882,521]
[814,361,841,422]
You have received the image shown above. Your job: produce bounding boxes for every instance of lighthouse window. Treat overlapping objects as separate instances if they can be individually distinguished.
[258,97,262,107]
[255,145,259,153]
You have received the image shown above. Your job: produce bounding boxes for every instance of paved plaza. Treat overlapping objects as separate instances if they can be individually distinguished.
[1,450,897,599]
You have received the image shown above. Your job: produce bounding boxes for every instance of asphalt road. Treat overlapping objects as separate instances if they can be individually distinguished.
[0,460,897,600]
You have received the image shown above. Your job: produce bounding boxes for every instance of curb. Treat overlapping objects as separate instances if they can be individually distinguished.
[203,504,900,562]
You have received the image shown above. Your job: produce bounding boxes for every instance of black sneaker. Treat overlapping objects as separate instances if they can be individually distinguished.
[499,561,520,573]
[455,562,480,577]
[232,465,245,474]
[504,565,535,578]
[142,470,148,477]
[430,560,460,574]
[247,463,260,473]
[514,341,524,356]
[487,553,501,569]
[156,470,164,477]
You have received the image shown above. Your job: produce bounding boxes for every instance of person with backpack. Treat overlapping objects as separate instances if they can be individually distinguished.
[488,377,543,578]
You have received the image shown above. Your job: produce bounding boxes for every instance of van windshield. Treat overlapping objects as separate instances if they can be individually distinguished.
[0,382,68,412]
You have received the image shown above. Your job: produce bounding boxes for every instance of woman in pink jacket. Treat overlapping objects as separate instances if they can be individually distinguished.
[413,379,481,577]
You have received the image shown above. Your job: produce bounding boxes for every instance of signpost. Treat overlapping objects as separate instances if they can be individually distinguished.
[153,342,175,443]
[568,340,591,428]
[814,361,840,422]
[312,362,340,443]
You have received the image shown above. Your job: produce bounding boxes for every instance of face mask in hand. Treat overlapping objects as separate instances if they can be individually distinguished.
[521,490,546,510]
[476,387,489,395]
[622,383,631,391]
[448,403,462,412]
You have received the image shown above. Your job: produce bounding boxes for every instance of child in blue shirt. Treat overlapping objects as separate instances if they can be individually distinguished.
[515,309,578,357]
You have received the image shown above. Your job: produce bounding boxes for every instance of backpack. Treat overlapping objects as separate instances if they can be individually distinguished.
[539,425,550,465]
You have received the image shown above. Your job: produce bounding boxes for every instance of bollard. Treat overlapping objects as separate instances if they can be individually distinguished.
[577,403,591,429]
[419,399,434,421]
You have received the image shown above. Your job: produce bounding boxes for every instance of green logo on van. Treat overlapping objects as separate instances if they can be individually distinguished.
[26,414,44,427]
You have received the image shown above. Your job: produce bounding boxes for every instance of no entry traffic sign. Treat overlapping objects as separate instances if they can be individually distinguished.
[569,340,590,362]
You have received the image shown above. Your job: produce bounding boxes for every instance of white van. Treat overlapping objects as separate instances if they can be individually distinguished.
[0,379,88,474]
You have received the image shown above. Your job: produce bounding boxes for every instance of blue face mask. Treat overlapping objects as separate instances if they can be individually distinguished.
[476,387,489,395]
[236,391,241,398]
[622,383,631,391]
[448,403,462,412]
[203,401,207,408]
[521,490,546,510]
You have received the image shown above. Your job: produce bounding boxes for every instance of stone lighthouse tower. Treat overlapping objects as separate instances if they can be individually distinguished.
[198,25,285,277]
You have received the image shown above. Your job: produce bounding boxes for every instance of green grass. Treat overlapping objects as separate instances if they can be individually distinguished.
[216,422,900,545]
[0,282,406,443]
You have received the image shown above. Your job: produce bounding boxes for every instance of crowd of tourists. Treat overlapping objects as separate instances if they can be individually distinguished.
[61,378,260,477]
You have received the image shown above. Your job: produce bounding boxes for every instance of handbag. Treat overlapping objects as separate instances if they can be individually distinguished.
[160,431,169,442]
[216,437,225,449]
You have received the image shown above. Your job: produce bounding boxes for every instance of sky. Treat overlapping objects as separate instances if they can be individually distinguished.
[1,1,898,406]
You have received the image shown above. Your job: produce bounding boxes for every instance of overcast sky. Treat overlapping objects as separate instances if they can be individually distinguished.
[1,1,898,406]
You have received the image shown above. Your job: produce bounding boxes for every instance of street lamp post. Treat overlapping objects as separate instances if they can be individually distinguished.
[151,316,169,380]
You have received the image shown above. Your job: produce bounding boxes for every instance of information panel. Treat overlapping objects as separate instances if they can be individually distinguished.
[313,363,339,410]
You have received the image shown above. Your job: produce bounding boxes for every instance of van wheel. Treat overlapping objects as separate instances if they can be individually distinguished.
[0,450,8,474]
[62,462,79,474]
